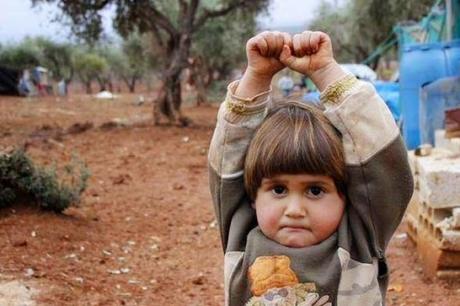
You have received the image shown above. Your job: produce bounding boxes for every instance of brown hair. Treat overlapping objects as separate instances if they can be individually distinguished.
[244,101,346,200]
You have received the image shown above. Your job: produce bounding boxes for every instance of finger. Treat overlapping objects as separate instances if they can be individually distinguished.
[282,32,293,50]
[247,36,260,54]
[318,31,332,52]
[293,34,303,57]
[312,31,329,53]
[274,31,285,57]
[310,32,321,53]
[255,35,269,57]
[262,32,277,57]
[280,44,302,71]
[301,31,312,55]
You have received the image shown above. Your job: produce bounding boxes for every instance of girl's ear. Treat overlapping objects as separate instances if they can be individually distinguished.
[251,201,256,209]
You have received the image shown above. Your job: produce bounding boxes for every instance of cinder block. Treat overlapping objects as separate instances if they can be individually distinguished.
[416,203,460,251]
[406,191,420,220]
[419,201,452,224]
[405,190,460,279]
[453,208,460,229]
[405,192,420,243]
[407,150,418,175]
[416,149,460,208]
[451,138,460,154]
[435,129,450,149]
[416,225,460,279]
[437,224,460,251]
[406,215,418,244]
[434,129,460,154]
[407,151,419,189]
[405,190,460,251]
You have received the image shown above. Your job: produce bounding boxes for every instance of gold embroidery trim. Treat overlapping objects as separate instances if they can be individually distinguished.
[226,98,265,115]
[320,75,358,104]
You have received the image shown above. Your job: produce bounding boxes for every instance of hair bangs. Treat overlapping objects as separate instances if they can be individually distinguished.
[244,102,346,200]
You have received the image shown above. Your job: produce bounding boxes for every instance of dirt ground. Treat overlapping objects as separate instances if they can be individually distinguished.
[0,93,459,305]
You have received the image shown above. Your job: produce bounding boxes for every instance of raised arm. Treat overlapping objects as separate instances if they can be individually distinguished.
[208,31,291,252]
[281,31,414,253]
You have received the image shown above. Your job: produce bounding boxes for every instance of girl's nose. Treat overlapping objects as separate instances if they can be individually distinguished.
[284,196,306,218]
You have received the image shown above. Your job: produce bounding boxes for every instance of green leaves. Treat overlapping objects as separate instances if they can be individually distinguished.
[309,0,434,64]
[0,150,90,212]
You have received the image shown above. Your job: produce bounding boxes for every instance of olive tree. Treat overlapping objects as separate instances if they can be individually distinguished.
[31,0,270,125]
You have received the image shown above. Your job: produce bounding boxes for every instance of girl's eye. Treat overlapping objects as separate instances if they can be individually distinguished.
[307,186,324,198]
[271,185,286,195]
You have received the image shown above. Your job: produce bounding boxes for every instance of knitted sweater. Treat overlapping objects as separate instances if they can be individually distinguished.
[208,76,413,306]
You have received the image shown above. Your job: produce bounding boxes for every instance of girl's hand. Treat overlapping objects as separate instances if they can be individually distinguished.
[280,31,347,91]
[280,31,335,76]
[235,31,291,98]
[245,31,292,81]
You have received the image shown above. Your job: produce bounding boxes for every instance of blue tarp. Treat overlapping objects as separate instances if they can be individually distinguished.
[420,76,460,145]
[374,81,401,123]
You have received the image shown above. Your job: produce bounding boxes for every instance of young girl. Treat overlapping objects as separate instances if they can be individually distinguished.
[208,31,413,306]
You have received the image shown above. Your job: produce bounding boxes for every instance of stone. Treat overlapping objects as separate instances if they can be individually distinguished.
[434,129,460,154]
[453,208,460,229]
[416,225,460,279]
[415,149,460,208]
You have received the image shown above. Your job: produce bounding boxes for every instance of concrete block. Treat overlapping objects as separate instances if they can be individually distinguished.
[451,138,460,154]
[405,190,460,278]
[453,207,460,229]
[434,129,460,153]
[412,193,460,251]
[407,150,418,174]
[406,191,420,220]
[417,214,460,251]
[406,214,418,244]
[439,228,460,251]
[416,149,460,208]
[435,129,449,149]
[416,225,460,279]
[407,151,419,189]
[405,192,420,243]
[419,201,454,226]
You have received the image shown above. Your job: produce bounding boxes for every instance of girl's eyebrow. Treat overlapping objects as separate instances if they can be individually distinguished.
[262,177,334,187]
[305,181,334,188]
[261,178,286,186]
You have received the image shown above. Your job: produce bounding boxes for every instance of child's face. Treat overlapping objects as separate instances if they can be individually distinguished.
[253,173,345,248]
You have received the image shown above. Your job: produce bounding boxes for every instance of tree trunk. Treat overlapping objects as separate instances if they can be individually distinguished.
[195,81,207,106]
[195,70,209,106]
[154,34,192,126]
[97,77,106,92]
[191,57,210,106]
[85,81,92,94]
[129,77,137,93]
[153,69,191,126]
[107,80,114,93]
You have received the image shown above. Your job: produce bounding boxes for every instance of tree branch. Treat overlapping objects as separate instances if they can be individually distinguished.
[151,24,166,49]
[193,0,253,30]
[177,0,188,22]
[185,0,199,30]
[142,1,179,38]
[90,0,111,10]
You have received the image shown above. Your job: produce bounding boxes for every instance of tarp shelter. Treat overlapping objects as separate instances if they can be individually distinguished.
[0,66,20,96]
